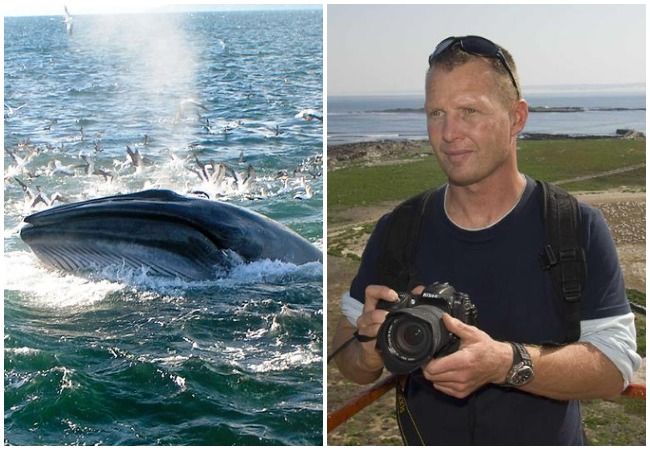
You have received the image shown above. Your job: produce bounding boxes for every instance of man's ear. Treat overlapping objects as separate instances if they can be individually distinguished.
[511,99,529,137]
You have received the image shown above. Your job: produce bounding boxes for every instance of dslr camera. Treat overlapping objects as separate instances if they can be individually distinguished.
[376,282,478,374]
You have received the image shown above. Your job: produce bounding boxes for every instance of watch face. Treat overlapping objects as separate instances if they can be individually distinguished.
[512,366,534,385]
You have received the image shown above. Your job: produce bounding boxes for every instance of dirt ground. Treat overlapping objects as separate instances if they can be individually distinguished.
[326,190,646,445]
[577,191,645,292]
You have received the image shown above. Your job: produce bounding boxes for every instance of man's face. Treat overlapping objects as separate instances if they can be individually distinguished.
[425,59,519,187]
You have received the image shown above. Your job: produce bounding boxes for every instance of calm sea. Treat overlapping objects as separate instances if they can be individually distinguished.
[5,9,323,445]
[328,91,645,145]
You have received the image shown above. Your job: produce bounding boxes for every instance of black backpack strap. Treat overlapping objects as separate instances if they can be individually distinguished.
[377,189,436,292]
[538,180,586,343]
[373,189,435,445]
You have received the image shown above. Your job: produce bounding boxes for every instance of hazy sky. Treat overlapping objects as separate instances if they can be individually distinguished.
[328,4,645,95]
[2,1,320,16]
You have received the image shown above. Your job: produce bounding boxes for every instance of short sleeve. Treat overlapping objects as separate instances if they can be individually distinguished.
[580,204,631,320]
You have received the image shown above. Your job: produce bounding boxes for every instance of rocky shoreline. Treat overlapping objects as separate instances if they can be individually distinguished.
[327,139,427,169]
[328,132,645,170]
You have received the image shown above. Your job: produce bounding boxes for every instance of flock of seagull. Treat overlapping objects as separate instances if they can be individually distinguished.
[4,7,323,216]
[4,122,322,214]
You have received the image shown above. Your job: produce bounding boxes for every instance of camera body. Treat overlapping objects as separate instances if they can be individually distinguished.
[376,282,478,374]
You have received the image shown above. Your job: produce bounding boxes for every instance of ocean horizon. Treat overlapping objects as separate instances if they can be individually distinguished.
[331,82,645,97]
[328,88,645,146]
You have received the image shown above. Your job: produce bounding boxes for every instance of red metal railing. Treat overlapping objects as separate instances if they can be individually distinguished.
[328,376,645,433]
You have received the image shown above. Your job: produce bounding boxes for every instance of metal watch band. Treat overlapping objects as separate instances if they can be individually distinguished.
[503,342,535,387]
[512,342,532,366]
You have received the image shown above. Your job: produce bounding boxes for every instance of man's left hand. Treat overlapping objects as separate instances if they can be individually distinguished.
[421,313,512,399]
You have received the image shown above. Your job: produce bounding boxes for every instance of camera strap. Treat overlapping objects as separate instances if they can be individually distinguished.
[394,375,426,445]
[353,331,376,342]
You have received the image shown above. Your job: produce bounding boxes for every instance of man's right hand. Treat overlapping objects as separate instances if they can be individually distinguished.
[354,285,400,372]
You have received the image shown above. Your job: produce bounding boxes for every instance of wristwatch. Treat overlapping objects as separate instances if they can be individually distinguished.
[503,342,535,387]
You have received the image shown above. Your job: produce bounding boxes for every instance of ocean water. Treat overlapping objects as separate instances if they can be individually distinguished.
[5,9,323,445]
[328,91,645,145]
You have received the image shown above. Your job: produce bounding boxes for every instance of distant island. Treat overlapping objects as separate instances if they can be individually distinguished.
[528,106,646,113]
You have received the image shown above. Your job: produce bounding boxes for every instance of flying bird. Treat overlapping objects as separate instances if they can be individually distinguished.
[64,6,73,36]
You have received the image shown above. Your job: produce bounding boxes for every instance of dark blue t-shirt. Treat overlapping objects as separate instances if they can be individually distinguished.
[349,176,629,445]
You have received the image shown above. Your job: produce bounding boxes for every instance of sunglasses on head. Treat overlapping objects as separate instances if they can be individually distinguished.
[428,35,520,98]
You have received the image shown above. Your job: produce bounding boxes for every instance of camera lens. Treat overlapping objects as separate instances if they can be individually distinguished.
[384,314,435,364]
[393,319,430,358]
[377,304,448,374]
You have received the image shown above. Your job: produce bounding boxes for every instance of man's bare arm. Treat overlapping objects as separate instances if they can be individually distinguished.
[332,317,383,385]
[422,314,625,400]
[332,285,400,385]
[520,343,624,400]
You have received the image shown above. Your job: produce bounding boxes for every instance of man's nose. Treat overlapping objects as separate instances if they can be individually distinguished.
[442,115,463,142]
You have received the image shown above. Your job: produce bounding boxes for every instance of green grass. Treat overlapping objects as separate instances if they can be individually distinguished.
[328,223,375,259]
[328,159,447,210]
[561,167,646,192]
[517,139,645,182]
[582,396,646,445]
[328,138,646,211]
[627,289,646,306]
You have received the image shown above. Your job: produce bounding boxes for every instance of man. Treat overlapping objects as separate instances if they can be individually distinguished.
[332,35,641,445]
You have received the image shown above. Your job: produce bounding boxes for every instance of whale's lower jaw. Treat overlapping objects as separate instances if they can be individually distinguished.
[19,189,321,281]
[20,218,232,280]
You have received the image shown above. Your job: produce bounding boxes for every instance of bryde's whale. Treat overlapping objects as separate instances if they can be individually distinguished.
[20,189,322,280]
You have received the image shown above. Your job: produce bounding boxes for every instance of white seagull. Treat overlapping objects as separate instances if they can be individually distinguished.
[64,6,73,36]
